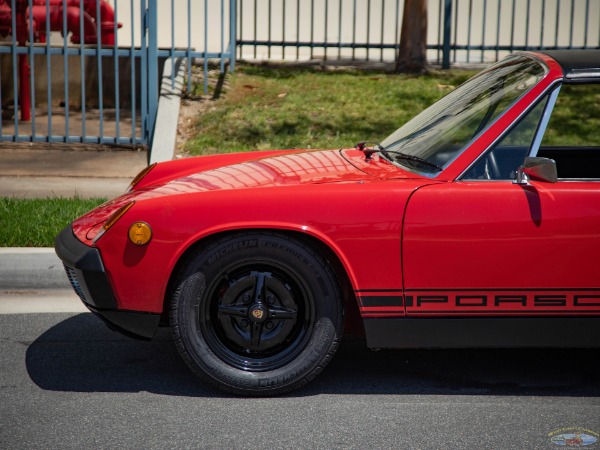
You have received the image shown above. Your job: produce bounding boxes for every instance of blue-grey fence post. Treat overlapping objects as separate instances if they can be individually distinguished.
[140,0,147,142]
[147,0,159,145]
[230,0,237,71]
[442,0,452,69]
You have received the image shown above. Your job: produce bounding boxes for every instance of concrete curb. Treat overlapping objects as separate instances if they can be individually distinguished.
[0,248,69,290]
[150,57,186,164]
[0,289,87,314]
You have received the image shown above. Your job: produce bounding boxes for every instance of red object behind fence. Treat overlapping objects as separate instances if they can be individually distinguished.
[0,0,122,121]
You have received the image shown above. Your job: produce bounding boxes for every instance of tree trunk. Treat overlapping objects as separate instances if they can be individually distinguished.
[395,0,428,73]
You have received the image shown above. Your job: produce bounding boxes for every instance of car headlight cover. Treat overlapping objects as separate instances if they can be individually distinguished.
[92,201,135,244]
[126,163,157,192]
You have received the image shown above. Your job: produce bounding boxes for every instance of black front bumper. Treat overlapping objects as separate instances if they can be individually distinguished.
[55,226,160,340]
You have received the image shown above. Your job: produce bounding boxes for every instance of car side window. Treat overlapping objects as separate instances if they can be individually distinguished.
[537,83,600,180]
[463,97,548,180]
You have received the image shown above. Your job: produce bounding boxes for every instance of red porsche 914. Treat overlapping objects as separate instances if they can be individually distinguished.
[56,50,600,395]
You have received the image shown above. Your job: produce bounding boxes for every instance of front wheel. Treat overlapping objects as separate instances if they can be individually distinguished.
[170,232,343,395]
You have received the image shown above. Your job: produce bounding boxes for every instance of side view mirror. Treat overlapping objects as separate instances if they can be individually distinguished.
[514,157,557,185]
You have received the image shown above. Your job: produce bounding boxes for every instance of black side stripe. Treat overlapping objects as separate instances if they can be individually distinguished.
[360,296,404,307]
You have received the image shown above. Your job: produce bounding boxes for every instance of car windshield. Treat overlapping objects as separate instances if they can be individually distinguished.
[379,55,547,175]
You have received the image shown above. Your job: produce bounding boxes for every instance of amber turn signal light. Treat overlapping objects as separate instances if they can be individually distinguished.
[128,222,152,246]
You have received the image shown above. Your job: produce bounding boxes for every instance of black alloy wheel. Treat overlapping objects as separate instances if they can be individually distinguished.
[170,232,343,396]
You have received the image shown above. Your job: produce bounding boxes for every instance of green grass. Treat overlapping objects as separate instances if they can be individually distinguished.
[0,198,106,247]
[186,65,476,155]
[542,84,600,146]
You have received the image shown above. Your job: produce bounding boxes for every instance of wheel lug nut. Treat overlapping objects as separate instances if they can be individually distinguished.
[265,321,274,330]
[240,319,249,327]
[266,295,275,305]
[242,293,251,303]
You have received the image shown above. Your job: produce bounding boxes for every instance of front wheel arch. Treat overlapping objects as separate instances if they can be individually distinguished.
[162,229,362,335]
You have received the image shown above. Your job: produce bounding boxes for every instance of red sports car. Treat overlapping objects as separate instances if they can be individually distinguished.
[56,50,600,395]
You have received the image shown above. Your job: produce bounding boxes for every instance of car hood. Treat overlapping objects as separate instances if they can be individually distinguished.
[163,149,367,192]
[135,148,419,196]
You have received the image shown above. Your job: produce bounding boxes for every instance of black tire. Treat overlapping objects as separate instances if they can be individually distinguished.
[170,232,343,396]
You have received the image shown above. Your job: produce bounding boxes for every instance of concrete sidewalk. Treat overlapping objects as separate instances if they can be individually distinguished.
[0,142,147,199]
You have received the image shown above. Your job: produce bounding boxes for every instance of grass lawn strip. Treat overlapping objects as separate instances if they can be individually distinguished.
[0,198,106,247]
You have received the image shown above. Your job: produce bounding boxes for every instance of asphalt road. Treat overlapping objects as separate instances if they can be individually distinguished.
[1,296,600,449]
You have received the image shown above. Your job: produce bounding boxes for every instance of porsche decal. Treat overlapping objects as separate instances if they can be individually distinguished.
[357,289,600,317]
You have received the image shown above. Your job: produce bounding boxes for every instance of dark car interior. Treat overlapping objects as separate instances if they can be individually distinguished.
[538,147,600,179]
[462,145,600,181]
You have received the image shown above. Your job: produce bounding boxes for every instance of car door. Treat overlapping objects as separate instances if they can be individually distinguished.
[402,179,600,316]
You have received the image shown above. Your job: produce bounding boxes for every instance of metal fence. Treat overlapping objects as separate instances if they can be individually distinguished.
[2,0,599,148]
[448,0,600,64]
[237,0,600,66]
[0,0,236,146]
